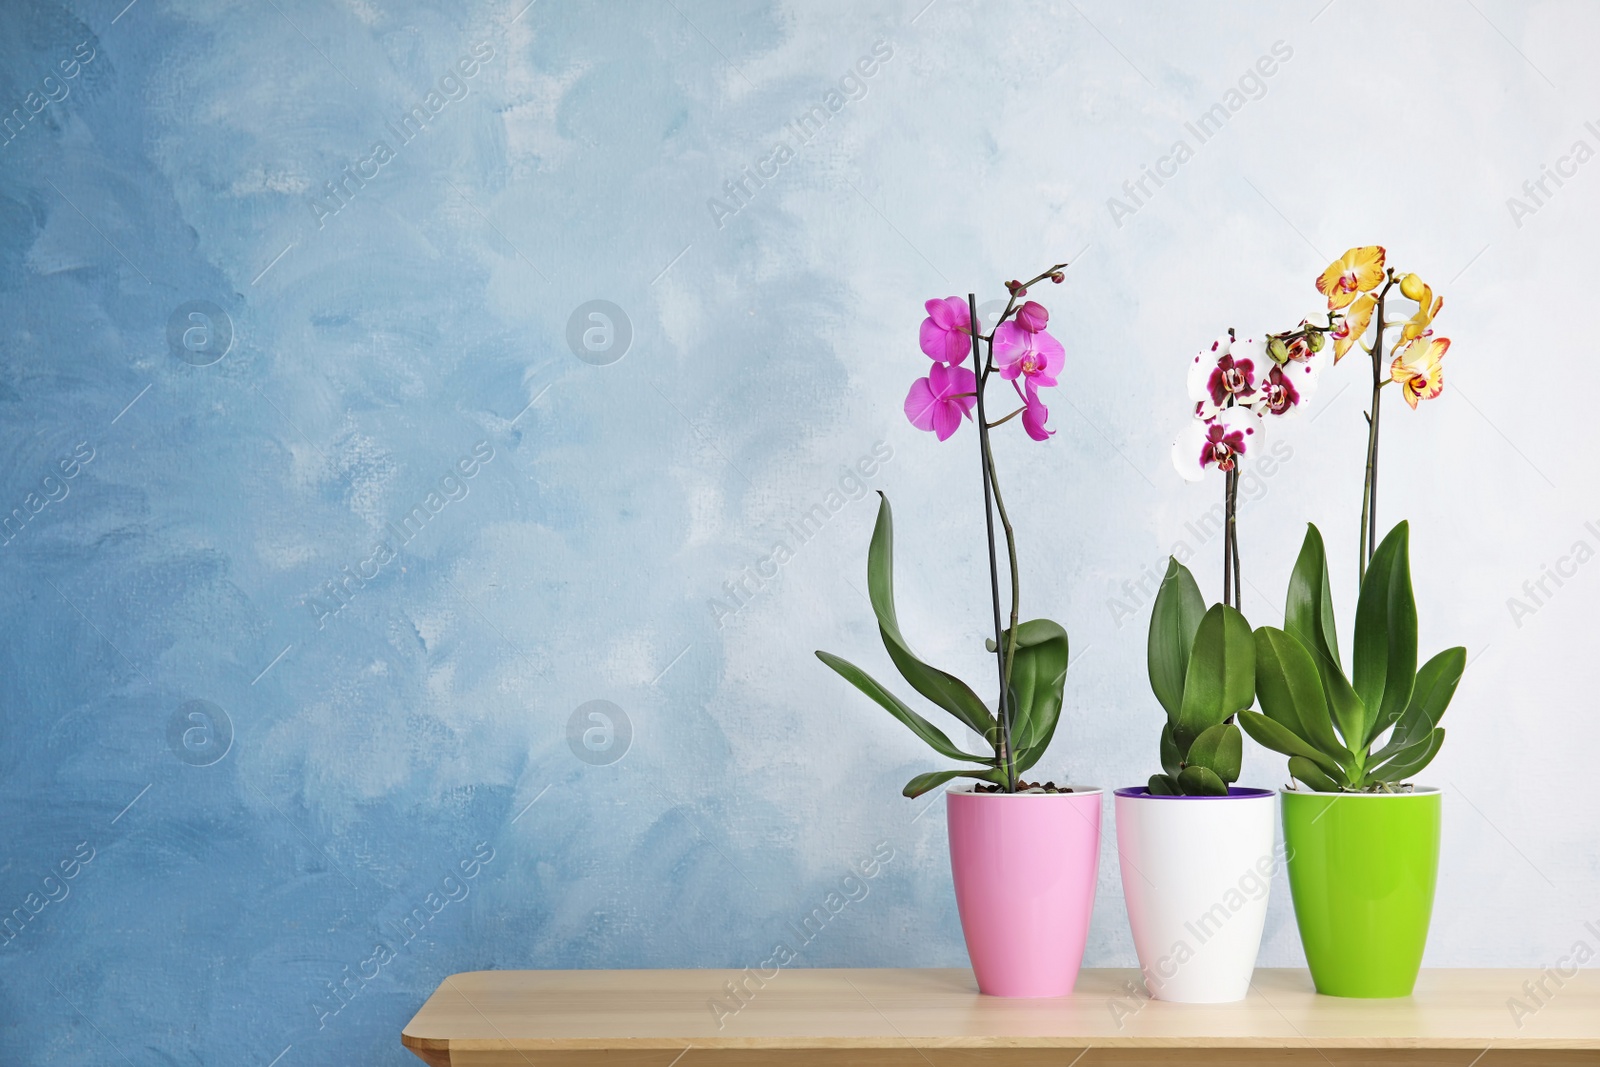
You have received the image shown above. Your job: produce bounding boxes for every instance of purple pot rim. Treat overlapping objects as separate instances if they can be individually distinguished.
[1113,785,1275,800]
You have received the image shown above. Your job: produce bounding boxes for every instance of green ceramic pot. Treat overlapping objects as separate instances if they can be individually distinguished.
[1280,788,1441,998]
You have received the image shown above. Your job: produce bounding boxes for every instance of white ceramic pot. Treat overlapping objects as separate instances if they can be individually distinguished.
[1113,786,1278,1003]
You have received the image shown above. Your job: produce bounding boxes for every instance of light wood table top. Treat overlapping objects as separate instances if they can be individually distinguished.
[401,967,1600,1066]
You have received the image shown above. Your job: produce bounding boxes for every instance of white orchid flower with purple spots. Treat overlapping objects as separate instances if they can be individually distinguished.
[1186,333,1259,419]
[1250,357,1321,417]
[1171,404,1264,483]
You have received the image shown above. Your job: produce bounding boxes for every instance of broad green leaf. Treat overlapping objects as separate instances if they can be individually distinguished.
[1253,627,1345,762]
[815,651,992,764]
[1287,755,1340,792]
[1406,646,1465,731]
[1364,727,1445,786]
[1281,524,1364,748]
[1177,764,1228,796]
[1322,666,1368,754]
[1003,619,1069,775]
[1186,722,1242,785]
[1371,646,1465,761]
[902,767,1006,799]
[1148,557,1206,723]
[1148,774,1180,795]
[1159,722,1181,777]
[1175,603,1255,744]
[1237,710,1344,780]
[865,495,996,739]
[1284,524,1342,673]
[1352,522,1418,750]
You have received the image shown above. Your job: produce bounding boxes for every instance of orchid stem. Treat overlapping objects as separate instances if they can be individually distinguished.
[986,437,1021,791]
[1359,279,1394,581]
[1221,470,1232,609]
[986,406,1025,429]
[968,292,1015,792]
[1229,468,1241,608]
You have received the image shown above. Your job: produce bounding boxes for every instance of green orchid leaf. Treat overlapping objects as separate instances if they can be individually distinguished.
[902,766,1006,799]
[815,651,992,764]
[1148,774,1181,796]
[1237,710,1344,780]
[1287,755,1341,792]
[1284,524,1342,674]
[1148,557,1206,724]
[1365,727,1445,787]
[1004,619,1069,763]
[1407,646,1466,731]
[1175,603,1255,744]
[1186,722,1243,785]
[1253,627,1345,762]
[1371,646,1466,762]
[1282,524,1365,748]
[1352,522,1418,750]
[1322,665,1369,754]
[865,494,997,740]
[1159,722,1182,777]
[1177,764,1228,796]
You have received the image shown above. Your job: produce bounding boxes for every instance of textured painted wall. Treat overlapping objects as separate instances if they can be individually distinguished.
[1,0,1596,1062]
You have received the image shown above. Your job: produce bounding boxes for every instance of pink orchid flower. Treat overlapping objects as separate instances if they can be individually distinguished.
[1019,384,1053,441]
[993,322,1065,389]
[1172,406,1264,482]
[904,362,978,441]
[919,297,973,364]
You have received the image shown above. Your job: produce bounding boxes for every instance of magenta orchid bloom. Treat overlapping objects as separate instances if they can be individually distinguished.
[993,322,1065,389]
[1019,384,1053,441]
[906,280,1067,447]
[919,296,973,364]
[904,361,978,441]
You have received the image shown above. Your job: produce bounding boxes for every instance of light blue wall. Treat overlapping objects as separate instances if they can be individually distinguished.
[2,0,1596,1062]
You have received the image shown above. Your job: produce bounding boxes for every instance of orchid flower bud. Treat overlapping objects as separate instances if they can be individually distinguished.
[1014,301,1049,332]
[1398,273,1427,301]
[1268,337,1289,365]
[1307,330,1325,352]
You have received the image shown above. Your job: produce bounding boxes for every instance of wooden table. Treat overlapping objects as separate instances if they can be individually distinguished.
[401,967,1600,1065]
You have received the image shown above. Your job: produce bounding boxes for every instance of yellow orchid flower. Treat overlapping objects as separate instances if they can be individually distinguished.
[1316,245,1386,310]
[1399,283,1444,343]
[1389,336,1449,409]
[1331,293,1375,362]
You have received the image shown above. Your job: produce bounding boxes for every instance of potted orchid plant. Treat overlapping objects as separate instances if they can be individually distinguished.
[816,263,1103,998]
[1112,329,1316,1003]
[1234,246,1467,998]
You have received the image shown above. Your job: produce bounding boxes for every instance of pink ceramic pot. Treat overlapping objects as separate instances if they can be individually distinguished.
[946,785,1103,997]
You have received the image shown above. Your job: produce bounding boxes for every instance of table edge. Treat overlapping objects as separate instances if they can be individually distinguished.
[400,968,1600,1053]
[401,1034,1600,1052]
